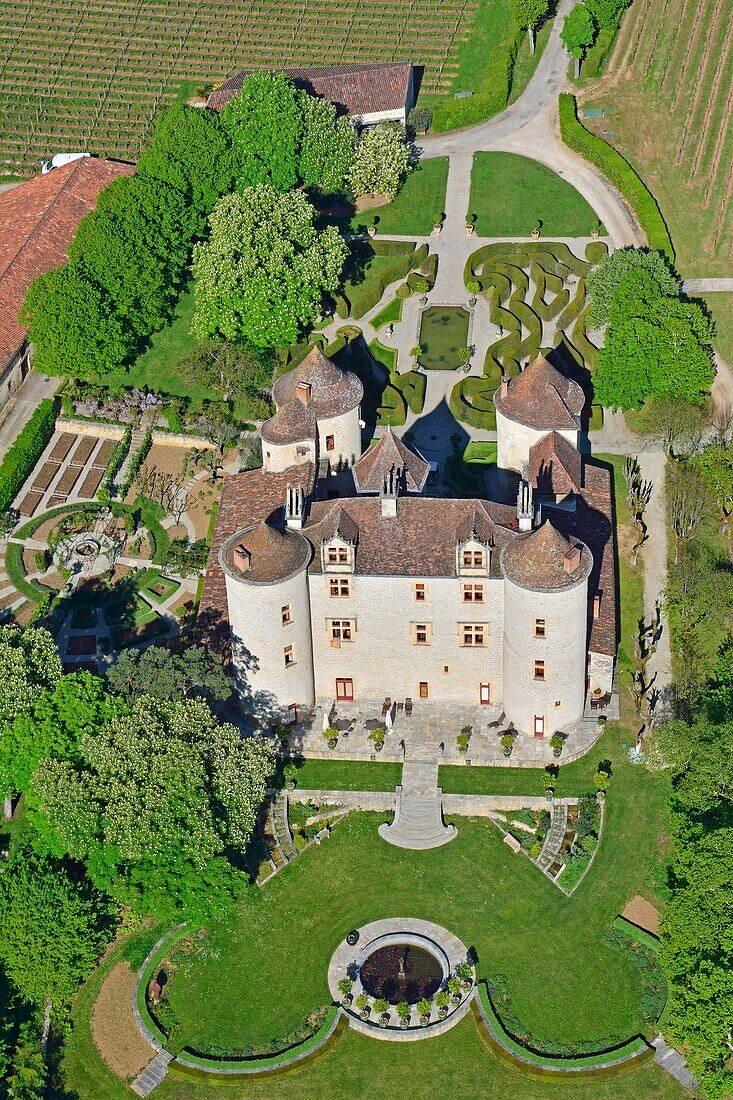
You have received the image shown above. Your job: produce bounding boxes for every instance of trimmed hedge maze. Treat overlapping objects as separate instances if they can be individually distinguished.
[452,241,606,431]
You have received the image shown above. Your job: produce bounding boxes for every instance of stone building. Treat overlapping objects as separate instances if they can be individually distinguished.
[202,353,617,740]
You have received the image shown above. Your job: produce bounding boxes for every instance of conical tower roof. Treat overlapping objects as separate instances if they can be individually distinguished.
[495,355,584,430]
[501,518,591,590]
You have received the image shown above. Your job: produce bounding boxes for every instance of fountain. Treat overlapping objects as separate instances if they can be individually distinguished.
[360,942,442,1005]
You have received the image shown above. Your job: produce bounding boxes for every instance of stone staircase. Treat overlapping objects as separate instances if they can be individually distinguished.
[651,1036,699,1092]
[113,425,146,497]
[271,791,297,861]
[378,763,457,849]
[536,803,568,872]
[131,1050,173,1096]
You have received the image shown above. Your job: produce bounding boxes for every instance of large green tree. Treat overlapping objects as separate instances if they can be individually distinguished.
[510,0,549,51]
[348,122,411,201]
[106,644,232,705]
[297,91,355,193]
[29,696,275,919]
[587,247,680,326]
[222,70,303,192]
[0,626,62,725]
[192,185,347,347]
[0,833,115,1010]
[561,3,597,76]
[176,339,273,417]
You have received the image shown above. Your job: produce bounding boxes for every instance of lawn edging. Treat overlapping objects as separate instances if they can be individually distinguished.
[558,93,674,262]
[473,984,652,1075]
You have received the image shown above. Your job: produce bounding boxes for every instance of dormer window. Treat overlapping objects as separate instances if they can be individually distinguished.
[327,546,349,565]
[323,536,354,572]
[458,539,489,576]
[463,550,483,568]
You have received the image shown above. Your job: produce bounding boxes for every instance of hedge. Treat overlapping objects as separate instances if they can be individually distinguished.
[368,339,398,373]
[371,297,403,330]
[0,398,56,512]
[391,370,426,414]
[4,542,52,602]
[102,425,132,496]
[432,20,523,132]
[449,377,498,430]
[119,428,152,498]
[558,93,674,261]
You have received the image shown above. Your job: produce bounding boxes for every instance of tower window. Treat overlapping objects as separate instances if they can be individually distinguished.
[281,604,292,625]
[412,622,431,645]
[326,435,335,452]
[327,546,349,564]
[414,582,426,602]
[534,618,546,637]
[534,660,545,680]
[284,645,294,667]
[462,549,484,568]
[419,681,429,699]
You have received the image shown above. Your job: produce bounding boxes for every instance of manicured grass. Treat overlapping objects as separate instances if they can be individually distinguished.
[443,454,487,497]
[464,441,498,464]
[371,296,403,330]
[697,293,733,363]
[368,338,398,373]
[345,158,449,236]
[288,758,402,792]
[339,242,415,320]
[418,306,470,370]
[469,152,602,237]
[162,804,663,1058]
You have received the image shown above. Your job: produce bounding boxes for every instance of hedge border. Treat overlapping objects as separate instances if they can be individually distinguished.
[0,398,57,513]
[558,94,674,262]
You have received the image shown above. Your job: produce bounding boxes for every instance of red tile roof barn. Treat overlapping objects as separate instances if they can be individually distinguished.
[207,61,413,117]
[0,157,134,367]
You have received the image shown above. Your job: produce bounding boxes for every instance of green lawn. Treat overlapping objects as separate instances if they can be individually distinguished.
[289,759,403,792]
[464,441,498,464]
[418,306,471,370]
[344,157,449,236]
[469,152,603,236]
[697,292,733,364]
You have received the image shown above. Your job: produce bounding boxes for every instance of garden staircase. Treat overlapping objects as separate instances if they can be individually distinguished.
[651,1036,699,1092]
[131,1049,173,1096]
[113,425,146,499]
[536,803,568,873]
[271,792,297,862]
[378,762,457,850]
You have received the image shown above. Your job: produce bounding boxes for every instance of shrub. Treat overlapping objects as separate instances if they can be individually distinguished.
[407,106,433,134]
[283,763,298,787]
[558,94,674,260]
[120,428,152,498]
[395,282,413,300]
[407,272,430,294]
[391,370,426,414]
[396,1000,411,1021]
[435,990,450,1009]
[585,240,609,263]
[447,977,461,996]
[334,294,350,319]
[373,997,389,1015]
[417,997,432,1017]
[355,993,370,1012]
[338,978,353,997]
[369,727,385,746]
[411,243,429,267]
[421,252,439,285]
[101,425,132,496]
[0,399,56,513]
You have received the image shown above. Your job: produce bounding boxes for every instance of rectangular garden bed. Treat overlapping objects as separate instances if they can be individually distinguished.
[66,635,97,656]
[69,436,99,466]
[49,433,75,462]
[418,306,470,370]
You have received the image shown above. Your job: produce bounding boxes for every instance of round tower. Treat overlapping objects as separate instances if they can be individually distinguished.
[494,356,584,494]
[220,521,314,722]
[500,520,592,738]
[272,346,363,468]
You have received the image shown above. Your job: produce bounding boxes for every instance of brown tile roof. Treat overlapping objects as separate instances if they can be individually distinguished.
[260,399,317,445]
[352,427,429,494]
[208,61,413,116]
[221,520,311,584]
[501,520,591,591]
[495,355,584,431]
[198,463,315,650]
[304,497,516,578]
[0,158,134,367]
[273,347,363,420]
[529,431,583,496]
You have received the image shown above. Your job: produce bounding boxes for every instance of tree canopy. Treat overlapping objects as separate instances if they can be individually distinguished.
[561,4,596,60]
[0,626,62,727]
[510,0,549,49]
[192,185,347,347]
[176,339,274,418]
[297,90,355,194]
[587,247,680,326]
[29,696,275,919]
[348,122,411,200]
[106,644,232,705]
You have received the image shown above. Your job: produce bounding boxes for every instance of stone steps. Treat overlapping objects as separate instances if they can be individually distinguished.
[272,792,297,861]
[379,787,457,850]
[131,1050,173,1096]
[651,1036,699,1092]
[536,803,568,871]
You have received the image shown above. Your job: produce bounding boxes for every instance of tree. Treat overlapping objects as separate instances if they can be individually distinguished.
[0,833,115,1009]
[561,3,596,76]
[585,0,629,28]
[0,626,63,727]
[587,247,680,327]
[221,71,303,193]
[29,696,275,919]
[192,186,347,347]
[136,102,237,223]
[106,644,231,705]
[510,0,549,51]
[298,91,355,194]
[636,396,708,458]
[669,467,710,563]
[348,123,411,200]
[695,444,733,518]
[20,262,135,379]
[6,1026,47,1100]
[176,339,273,417]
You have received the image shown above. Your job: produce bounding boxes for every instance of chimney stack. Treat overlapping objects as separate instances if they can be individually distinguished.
[593,592,601,620]
[295,381,312,406]
[380,465,398,518]
[563,544,582,574]
[500,377,509,398]
[285,484,305,529]
[232,543,251,572]
[516,464,533,532]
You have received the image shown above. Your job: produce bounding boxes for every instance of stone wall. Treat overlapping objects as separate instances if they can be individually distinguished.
[56,416,125,440]
[496,406,578,480]
[316,406,362,470]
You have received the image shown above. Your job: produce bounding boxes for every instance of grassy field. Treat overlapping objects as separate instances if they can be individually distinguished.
[289,759,403,791]
[581,0,733,276]
[469,152,603,236]
[418,306,471,369]
[345,156,449,235]
[698,292,733,364]
[0,0,517,175]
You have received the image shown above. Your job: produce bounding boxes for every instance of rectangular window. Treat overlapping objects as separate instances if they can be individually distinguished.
[534,715,545,737]
[412,622,431,645]
[534,659,545,680]
[461,624,486,647]
[281,604,292,626]
[419,681,429,699]
[326,435,335,452]
[462,583,484,603]
[480,682,491,705]
[534,618,546,638]
[336,677,354,701]
[327,546,349,565]
[330,619,353,641]
[462,550,484,568]
[414,582,426,602]
[284,645,294,667]
[329,577,350,598]
[287,703,298,725]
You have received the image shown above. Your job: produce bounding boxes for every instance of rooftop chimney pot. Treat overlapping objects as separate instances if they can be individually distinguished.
[295,381,312,406]
[563,544,582,574]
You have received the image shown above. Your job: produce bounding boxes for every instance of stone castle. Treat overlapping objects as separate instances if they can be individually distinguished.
[200,348,616,740]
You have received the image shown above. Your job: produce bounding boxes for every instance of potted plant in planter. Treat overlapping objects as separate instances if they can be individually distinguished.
[447,977,462,1005]
[323,726,339,749]
[544,763,558,800]
[417,997,432,1025]
[283,762,298,790]
[435,989,450,1018]
[369,727,385,752]
[456,730,471,755]
[396,1000,411,1029]
[355,992,371,1020]
[274,723,291,750]
[374,998,390,1027]
[457,962,473,989]
[466,278,480,307]
[550,732,567,759]
[338,978,353,1006]
[500,732,515,757]
[594,766,610,800]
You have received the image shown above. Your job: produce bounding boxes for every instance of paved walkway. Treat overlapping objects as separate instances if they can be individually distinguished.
[131,1051,173,1097]
[651,1036,699,1092]
[379,762,457,849]
[682,278,733,292]
[0,372,57,462]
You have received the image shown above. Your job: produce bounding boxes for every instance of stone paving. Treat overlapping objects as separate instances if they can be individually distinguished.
[536,802,568,873]
[379,763,456,849]
[131,1051,173,1097]
[651,1036,700,1092]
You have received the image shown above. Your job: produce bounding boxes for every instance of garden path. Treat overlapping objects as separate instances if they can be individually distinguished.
[0,371,57,462]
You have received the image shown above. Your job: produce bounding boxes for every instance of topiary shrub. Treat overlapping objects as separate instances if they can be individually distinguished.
[334,294,350,319]
[407,272,430,294]
[585,240,609,263]
[395,282,413,299]
[411,242,429,266]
